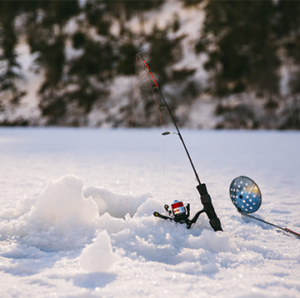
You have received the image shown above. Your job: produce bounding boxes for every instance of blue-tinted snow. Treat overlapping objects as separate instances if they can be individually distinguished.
[0,128,300,298]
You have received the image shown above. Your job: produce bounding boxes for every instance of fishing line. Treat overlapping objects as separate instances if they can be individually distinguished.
[136,54,166,199]
[128,54,138,191]
[127,53,166,202]
[126,54,138,214]
[136,54,163,125]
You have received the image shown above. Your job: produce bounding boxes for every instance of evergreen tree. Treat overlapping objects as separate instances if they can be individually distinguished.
[24,0,80,124]
[67,31,117,116]
[0,0,206,127]
[180,0,203,8]
[276,1,300,129]
[139,24,198,126]
[118,40,138,76]
[57,0,120,126]
[0,1,26,117]
[196,1,279,103]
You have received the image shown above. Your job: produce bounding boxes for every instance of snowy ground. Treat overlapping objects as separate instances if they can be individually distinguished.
[0,128,300,298]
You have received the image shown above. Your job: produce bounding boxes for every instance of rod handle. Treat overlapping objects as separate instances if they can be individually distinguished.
[197,184,222,231]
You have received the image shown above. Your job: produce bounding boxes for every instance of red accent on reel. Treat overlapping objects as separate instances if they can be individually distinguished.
[171,201,184,209]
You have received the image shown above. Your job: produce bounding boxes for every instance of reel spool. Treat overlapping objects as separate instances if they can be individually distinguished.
[229,176,262,214]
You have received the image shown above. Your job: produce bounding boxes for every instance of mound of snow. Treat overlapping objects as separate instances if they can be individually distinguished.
[0,174,100,251]
[0,174,157,252]
[83,186,152,218]
[98,212,127,233]
[134,197,164,218]
[79,230,120,273]
[31,174,99,228]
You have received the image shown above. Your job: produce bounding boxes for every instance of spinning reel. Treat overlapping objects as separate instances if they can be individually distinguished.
[153,200,205,229]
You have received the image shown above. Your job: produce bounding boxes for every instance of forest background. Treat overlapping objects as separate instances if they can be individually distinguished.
[0,0,300,129]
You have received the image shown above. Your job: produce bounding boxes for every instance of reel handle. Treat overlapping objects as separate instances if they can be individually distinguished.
[153,212,174,221]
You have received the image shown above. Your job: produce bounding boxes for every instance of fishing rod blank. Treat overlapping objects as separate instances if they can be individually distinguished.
[138,52,222,232]
[230,176,300,238]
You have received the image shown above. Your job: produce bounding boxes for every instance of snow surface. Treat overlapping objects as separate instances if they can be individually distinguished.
[0,128,300,297]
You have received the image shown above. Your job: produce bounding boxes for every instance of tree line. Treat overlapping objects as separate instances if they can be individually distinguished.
[0,0,299,128]
[197,0,300,129]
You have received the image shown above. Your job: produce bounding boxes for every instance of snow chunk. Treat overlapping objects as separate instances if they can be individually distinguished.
[134,197,163,218]
[83,186,151,218]
[98,212,127,233]
[79,230,120,273]
[0,174,100,251]
[31,174,99,228]
[198,229,238,253]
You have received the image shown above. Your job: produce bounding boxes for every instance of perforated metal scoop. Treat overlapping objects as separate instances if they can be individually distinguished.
[229,176,262,213]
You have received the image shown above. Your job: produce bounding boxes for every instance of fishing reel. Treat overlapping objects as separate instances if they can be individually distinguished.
[153,199,205,229]
[153,183,222,231]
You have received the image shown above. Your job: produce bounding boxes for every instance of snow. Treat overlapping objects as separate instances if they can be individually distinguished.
[0,128,300,297]
[79,230,120,273]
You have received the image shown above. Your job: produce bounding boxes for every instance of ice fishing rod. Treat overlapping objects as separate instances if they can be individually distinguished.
[230,176,300,239]
[137,53,222,232]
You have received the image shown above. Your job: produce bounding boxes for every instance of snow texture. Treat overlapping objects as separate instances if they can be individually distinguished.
[0,128,300,298]
[79,230,120,273]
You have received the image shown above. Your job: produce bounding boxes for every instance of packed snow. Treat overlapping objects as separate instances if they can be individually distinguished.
[0,128,300,297]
